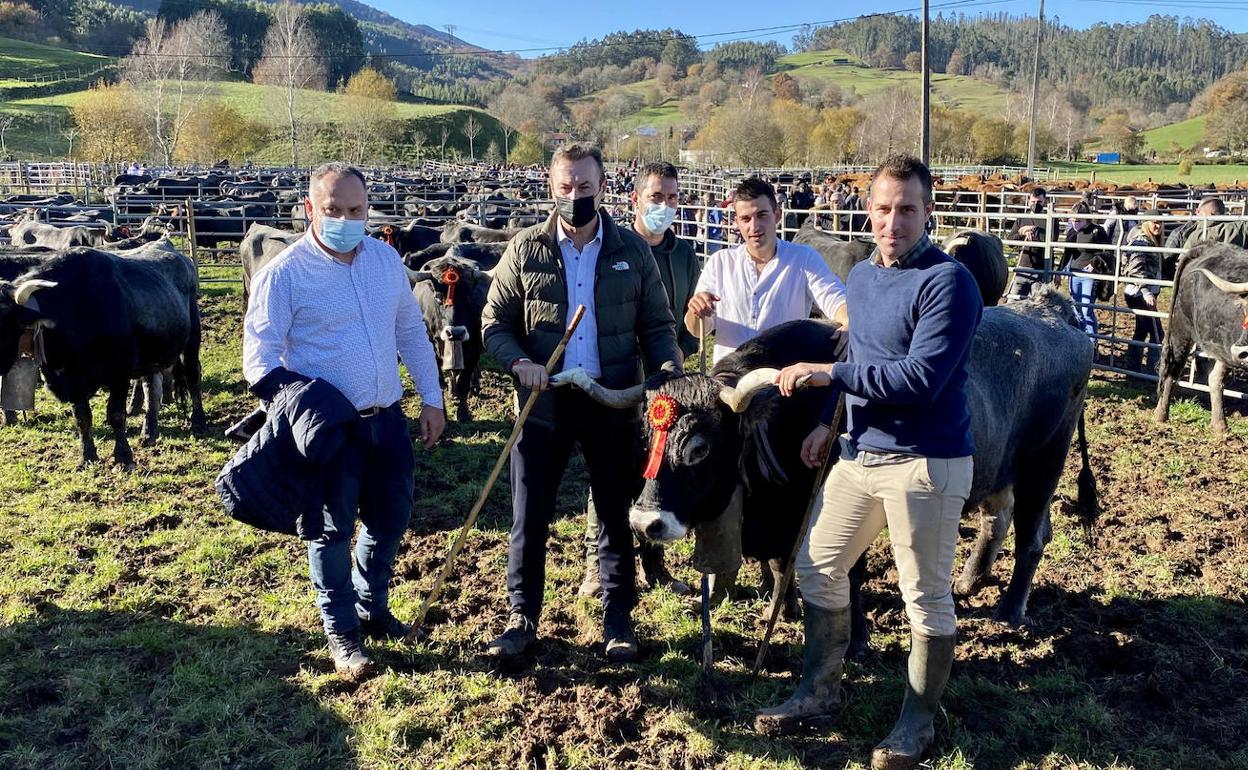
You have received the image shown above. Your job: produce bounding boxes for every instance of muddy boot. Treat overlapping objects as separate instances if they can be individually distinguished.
[326,629,375,680]
[754,603,851,736]
[638,540,691,596]
[870,632,957,770]
[578,501,602,598]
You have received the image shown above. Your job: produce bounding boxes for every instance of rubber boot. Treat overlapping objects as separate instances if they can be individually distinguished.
[754,603,851,736]
[870,632,957,770]
[578,499,602,598]
[638,539,691,596]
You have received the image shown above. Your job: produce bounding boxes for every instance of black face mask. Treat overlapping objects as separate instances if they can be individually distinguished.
[556,195,598,228]
[1031,201,1045,213]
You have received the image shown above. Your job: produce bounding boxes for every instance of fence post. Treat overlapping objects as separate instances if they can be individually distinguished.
[184,196,198,265]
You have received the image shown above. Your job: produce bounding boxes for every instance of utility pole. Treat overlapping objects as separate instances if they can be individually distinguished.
[920,0,931,165]
[1026,0,1045,176]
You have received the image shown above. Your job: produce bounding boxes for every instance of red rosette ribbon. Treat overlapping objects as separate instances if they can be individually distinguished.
[642,394,679,479]
[441,267,460,307]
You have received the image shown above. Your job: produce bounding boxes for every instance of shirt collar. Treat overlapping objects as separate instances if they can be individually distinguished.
[870,233,931,269]
[556,215,603,248]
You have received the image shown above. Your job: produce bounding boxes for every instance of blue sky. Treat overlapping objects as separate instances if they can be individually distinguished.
[375,0,1248,55]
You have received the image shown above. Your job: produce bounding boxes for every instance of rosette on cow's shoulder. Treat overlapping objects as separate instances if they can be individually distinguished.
[643,394,679,479]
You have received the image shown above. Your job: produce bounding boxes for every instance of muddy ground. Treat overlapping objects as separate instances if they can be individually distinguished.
[0,290,1245,770]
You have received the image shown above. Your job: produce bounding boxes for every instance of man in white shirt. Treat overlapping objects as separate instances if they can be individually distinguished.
[686,177,848,363]
[244,162,445,679]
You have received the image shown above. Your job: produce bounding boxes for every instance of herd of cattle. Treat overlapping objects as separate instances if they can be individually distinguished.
[1,169,1247,638]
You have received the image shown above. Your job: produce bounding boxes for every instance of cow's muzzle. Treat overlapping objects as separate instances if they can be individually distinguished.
[628,506,687,543]
[1232,345,1248,365]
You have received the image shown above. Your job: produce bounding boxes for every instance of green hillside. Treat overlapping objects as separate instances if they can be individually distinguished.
[1,79,497,162]
[0,37,113,96]
[777,49,1010,114]
[1143,116,1207,154]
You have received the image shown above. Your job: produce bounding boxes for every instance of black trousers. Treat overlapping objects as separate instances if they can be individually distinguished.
[507,389,640,621]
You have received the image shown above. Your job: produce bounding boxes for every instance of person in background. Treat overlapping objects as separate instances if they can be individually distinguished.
[1059,201,1111,339]
[1006,187,1059,300]
[1121,211,1166,373]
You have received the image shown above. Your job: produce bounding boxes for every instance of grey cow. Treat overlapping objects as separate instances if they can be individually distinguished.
[1155,242,1248,435]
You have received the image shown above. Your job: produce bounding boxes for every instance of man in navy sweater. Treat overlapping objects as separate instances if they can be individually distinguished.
[755,155,983,770]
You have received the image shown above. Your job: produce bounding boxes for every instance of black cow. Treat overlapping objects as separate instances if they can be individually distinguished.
[161,201,276,249]
[555,285,1098,645]
[0,241,206,467]
[440,221,521,244]
[409,254,492,423]
[239,224,300,307]
[7,221,107,250]
[1155,242,1248,434]
[371,221,441,256]
[791,218,872,282]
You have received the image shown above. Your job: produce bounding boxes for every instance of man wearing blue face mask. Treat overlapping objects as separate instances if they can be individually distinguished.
[243,162,446,679]
[577,160,700,600]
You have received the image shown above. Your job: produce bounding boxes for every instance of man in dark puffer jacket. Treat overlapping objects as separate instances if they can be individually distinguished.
[482,143,680,664]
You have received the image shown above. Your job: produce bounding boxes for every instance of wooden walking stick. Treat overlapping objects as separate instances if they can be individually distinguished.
[697,317,714,678]
[405,305,587,641]
[750,393,846,679]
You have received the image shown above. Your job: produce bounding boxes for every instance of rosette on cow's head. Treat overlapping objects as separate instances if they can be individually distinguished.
[642,394,679,479]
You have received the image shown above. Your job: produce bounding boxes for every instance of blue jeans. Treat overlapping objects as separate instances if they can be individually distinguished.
[1068,273,1099,337]
[307,404,415,635]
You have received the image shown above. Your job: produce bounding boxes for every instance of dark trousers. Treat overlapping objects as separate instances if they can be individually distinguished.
[508,389,639,621]
[308,404,415,635]
[1124,291,1164,372]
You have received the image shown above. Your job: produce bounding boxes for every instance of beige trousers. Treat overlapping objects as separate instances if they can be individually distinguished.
[796,451,973,637]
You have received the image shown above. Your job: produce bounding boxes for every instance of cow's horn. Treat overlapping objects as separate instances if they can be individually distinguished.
[1197,268,1248,295]
[549,367,645,409]
[13,279,57,306]
[405,267,435,283]
[718,367,782,413]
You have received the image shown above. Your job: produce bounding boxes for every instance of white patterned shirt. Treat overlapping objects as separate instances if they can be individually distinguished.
[695,239,848,363]
[243,233,444,411]
[555,216,603,377]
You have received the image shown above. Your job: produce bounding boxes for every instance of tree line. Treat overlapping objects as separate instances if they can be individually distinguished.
[805,13,1248,113]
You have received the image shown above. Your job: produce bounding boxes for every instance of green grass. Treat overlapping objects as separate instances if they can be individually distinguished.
[0,36,111,90]
[0,279,1245,769]
[1049,160,1248,185]
[1,79,495,161]
[777,49,1010,115]
[1142,115,1207,154]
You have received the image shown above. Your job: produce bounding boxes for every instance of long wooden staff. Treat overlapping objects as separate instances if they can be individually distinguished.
[751,393,846,679]
[406,306,587,640]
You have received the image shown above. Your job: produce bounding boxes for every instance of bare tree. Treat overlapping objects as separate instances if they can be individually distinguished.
[408,129,428,162]
[123,12,229,165]
[489,84,559,164]
[460,114,482,161]
[62,126,78,158]
[253,2,325,168]
[0,115,15,157]
[438,122,450,161]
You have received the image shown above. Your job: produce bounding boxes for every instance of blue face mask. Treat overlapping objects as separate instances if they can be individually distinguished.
[318,215,366,253]
[641,203,677,235]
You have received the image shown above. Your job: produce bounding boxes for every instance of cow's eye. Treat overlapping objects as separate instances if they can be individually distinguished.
[684,437,710,464]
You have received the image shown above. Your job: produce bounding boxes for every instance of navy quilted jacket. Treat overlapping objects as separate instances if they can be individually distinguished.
[216,377,359,538]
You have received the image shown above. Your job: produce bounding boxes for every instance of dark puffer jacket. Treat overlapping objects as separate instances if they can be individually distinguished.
[216,377,359,538]
[482,209,680,427]
[646,227,702,359]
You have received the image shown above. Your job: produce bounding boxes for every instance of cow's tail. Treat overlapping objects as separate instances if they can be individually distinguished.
[1075,408,1099,536]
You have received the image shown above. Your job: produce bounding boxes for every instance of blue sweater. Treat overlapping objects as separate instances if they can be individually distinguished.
[825,241,983,458]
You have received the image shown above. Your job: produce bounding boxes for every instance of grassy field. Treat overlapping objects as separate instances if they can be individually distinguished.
[1142,116,1207,154]
[1048,161,1248,185]
[0,269,1245,769]
[0,37,112,94]
[777,49,1011,115]
[0,79,495,162]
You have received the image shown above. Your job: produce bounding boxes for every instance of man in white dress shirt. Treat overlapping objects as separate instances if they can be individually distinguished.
[244,162,445,678]
[685,177,848,363]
